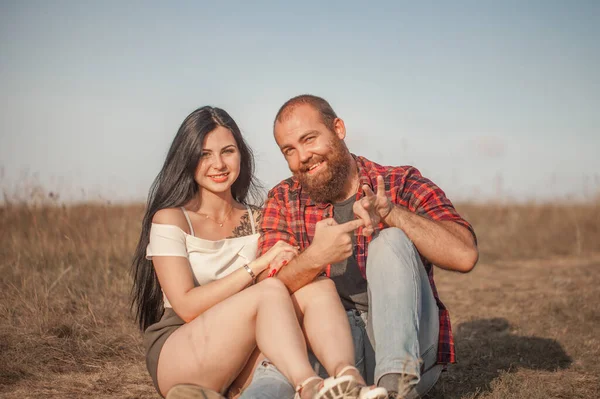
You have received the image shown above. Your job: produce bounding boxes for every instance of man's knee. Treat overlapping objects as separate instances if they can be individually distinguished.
[369,227,413,251]
[368,228,417,262]
[366,228,422,285]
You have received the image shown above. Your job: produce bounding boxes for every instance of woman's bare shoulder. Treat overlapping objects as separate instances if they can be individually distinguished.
[152,208,190,234]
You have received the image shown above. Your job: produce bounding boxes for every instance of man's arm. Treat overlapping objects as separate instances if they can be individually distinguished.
[383,205,478,272]
[258,218,365,292]
[354,173,478,273]
[256,185,319,291]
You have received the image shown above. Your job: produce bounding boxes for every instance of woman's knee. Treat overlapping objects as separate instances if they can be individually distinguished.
[294,276,337,299]
[254,277,289,300]
[309,276,337,293]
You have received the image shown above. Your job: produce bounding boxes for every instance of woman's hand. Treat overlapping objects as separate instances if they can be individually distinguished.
[248,241,298,275]
[266,250,296,277]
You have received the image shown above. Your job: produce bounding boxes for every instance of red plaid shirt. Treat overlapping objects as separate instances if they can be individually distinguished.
[259,155,476,365]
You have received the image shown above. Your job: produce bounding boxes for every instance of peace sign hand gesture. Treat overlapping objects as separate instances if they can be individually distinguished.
[352,175,393,237]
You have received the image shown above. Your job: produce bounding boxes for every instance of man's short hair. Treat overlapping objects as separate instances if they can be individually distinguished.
[274,94,338,132]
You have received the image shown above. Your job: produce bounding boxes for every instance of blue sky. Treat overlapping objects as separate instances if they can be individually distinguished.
[1,1,599,203]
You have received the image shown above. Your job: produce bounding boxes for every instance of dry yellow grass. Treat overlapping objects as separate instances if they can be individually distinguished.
[1,200,599,398]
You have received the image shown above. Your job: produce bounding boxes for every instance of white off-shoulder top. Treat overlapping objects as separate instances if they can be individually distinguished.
[146,206,260,308]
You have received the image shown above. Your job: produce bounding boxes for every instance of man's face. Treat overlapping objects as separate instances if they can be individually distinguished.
[274,104,352,203]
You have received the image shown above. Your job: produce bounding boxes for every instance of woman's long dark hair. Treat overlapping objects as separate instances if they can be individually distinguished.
[131,106,262,331]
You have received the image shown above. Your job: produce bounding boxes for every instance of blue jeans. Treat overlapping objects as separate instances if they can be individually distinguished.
[239,228,443,399]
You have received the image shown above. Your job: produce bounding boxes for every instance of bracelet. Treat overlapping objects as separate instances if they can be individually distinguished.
[243,264,256,284]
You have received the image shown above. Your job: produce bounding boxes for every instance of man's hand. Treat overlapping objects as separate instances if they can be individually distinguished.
[353,175,393,236]
[305,218,364,270]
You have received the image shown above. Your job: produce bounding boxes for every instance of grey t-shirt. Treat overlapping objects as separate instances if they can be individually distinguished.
[330,196,369,312]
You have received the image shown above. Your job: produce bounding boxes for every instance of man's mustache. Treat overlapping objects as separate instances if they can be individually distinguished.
[299,156,326,173]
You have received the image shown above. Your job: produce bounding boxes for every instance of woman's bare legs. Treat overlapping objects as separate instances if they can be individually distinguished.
[157,278,317,397]
[292,278,367,386]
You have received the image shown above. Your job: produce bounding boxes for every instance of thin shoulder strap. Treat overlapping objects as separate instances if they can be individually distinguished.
[180,207,195,236]
[246,205,256,234]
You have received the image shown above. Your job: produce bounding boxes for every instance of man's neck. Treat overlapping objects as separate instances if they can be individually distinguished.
[339,157,360,201]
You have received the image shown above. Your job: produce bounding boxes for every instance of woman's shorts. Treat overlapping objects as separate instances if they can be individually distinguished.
[144,308,185,395]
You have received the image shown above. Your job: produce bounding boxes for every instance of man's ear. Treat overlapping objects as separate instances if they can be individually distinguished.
[333,117,346,140]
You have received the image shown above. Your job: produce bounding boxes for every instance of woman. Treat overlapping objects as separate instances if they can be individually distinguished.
[131,106,387,399]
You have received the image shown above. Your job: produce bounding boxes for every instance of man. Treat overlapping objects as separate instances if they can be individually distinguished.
[240,95,478,399]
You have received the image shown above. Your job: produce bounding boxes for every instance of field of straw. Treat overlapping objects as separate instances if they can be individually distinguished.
[1,200,599,398]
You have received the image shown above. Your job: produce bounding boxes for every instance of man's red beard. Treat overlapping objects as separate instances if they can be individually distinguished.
[294,138,353,203]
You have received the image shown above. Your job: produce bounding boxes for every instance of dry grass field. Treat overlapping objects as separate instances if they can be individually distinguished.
[1,200,599,398]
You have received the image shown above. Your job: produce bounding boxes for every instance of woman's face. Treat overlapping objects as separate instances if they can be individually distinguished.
[194,126,241,194]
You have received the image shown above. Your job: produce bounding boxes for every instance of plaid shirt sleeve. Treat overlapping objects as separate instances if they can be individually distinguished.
[397,167,477,242]
[258,185,298,256]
